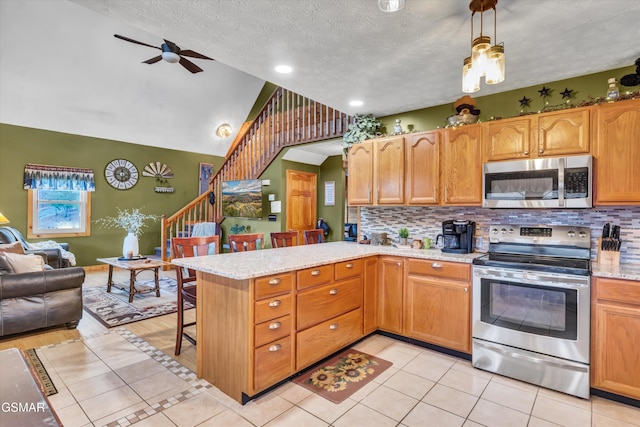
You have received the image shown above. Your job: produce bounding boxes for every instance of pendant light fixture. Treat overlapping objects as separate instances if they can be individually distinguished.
[378,0,405,13]
[462,0,505,92]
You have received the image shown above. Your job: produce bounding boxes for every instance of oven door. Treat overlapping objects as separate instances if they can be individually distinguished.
[472,266,590,364]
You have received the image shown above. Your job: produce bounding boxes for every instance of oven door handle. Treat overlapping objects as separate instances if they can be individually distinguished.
[474,269,589,290]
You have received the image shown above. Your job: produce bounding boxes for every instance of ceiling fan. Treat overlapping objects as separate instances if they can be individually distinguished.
[114,34,213,74]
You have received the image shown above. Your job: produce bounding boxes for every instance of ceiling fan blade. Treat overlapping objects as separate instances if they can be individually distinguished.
[180,49,214,61]
[143,55,163,64]
[179,57,203,73]
[114,34,160,50]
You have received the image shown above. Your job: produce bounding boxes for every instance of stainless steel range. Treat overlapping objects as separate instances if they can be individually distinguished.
[472,224,591,398]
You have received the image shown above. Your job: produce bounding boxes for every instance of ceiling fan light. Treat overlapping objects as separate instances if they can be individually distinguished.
[485,44,505,84]
[162,51,180,63]
[462,57,480,93]
[378,0,405,13]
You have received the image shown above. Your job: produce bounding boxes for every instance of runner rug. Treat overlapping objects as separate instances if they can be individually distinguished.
[82,277,193,328]
[23,348,58,396]
[293,349,392,404]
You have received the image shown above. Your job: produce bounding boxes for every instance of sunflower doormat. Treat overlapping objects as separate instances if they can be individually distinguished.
[293,349,392,404]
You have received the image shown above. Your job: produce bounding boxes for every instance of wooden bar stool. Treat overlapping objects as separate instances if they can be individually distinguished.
[270,231,299,248]
[171,235,220,355]
[229,233,264,252]
[303,229,325,245]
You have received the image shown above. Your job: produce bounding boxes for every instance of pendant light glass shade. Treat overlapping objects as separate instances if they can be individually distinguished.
[471,35,491,77]
[462,57,480,93]
[378,0,405,12]
[485,44,505,84]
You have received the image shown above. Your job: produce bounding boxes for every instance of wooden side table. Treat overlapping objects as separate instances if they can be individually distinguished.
[97,257,169,303]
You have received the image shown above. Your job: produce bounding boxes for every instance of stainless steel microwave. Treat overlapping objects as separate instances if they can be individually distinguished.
[482,154,592,208]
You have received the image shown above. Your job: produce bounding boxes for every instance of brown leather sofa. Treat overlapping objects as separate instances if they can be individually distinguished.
[0,257,84,337]
[0,226,71,269]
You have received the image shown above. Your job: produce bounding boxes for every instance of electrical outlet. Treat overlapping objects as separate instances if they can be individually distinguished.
[475,236,484,250]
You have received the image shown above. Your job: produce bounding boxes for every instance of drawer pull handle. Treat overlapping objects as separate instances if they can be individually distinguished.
[268,299,281,307]
[329,288,339,295]
[269,322,281,330]
[464,287,468,293]
[329,323,339,330]
[268,278,282,285]
[269,344,282,352]
[431,262,443,268]
[311,270,321,276]
[346,263,354,268]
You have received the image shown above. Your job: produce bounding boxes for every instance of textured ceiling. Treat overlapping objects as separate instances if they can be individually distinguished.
[2,0,640,158]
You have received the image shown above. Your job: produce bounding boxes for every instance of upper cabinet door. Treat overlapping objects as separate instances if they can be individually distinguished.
[443,124,482,206]
[406,131,440,204]
[347,141,374,205]
[376,136,405,205]
[594,99,640,205]
[537,108,591,157]
[483,116,533,162]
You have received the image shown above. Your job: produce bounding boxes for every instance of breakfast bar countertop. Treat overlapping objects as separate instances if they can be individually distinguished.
[171,241,485,280]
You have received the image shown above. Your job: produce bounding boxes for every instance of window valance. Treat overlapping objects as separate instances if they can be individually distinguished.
[24,163,95,191]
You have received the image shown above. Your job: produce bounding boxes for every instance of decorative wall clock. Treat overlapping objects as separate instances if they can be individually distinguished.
[104,159,138,190]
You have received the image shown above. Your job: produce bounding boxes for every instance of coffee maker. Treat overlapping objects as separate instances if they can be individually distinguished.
[436,220,476,254]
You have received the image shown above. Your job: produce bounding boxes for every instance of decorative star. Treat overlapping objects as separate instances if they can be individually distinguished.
[519,96,532,108]
[561,88,573,99]
[538,86,552,97]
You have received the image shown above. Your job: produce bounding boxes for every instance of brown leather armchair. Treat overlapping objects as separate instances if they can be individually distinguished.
[0,226,71,269]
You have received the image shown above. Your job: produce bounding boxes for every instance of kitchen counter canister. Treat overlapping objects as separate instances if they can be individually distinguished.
[592,263,640,282]
[171,241,483,279]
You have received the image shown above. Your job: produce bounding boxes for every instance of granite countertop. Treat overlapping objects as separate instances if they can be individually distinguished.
[592,263,640,282]
[171,241,485,280]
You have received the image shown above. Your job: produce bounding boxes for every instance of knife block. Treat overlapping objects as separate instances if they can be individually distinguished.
[597,238,620,266]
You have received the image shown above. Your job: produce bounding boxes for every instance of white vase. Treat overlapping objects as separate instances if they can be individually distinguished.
[122,232,139,258]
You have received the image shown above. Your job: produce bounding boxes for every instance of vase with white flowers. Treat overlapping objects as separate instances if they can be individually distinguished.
[95,207,159,258]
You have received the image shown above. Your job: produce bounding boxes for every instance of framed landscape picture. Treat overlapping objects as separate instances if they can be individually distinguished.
[199,163,213,195]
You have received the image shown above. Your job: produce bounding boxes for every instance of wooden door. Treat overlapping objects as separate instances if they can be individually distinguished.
[376,136,405,205]
[536,108,591,157]
[363,256,378,334]
[285,170,317,237]
[483,116,533,161]
[347,142,374,205]
[442,124,482,205]
[594,99,640,205]
[406,131,440,204]
[377,256,403,334]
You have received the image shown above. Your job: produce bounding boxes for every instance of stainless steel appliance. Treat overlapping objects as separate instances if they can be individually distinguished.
[482,154,592,209]
[472,224,591,398]
[437,220,475,254]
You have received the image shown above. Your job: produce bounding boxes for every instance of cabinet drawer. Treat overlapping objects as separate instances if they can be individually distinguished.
[595,277,640,305]
[297,264,333,290]
[407,259,470,281]
[254,294,292,324]
[255,272,294,300]
[254,335,292,391]
[254,315,292,348]
[296,308,363,370]
[335,259,363,281]
[297,277,362,330]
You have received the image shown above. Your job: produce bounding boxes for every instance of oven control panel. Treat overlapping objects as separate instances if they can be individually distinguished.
[489,225,591,247]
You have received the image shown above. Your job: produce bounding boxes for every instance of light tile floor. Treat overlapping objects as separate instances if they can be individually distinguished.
[33,328,640,427]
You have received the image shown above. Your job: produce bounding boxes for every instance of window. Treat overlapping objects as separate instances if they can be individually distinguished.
[28,190,91,237]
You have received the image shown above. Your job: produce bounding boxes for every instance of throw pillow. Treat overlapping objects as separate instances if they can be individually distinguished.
[4,252,46,273]
[0,240,25,254]
[0,255,14,275]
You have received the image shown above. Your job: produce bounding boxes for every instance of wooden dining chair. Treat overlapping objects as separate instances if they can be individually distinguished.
[171,235,219,355]
[229,233,264,252]
[270,231,298,248]
[303,229,325,245]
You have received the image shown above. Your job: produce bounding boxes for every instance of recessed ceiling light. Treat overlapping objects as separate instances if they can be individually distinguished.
[349,100,364,107]
[275,65,292,74]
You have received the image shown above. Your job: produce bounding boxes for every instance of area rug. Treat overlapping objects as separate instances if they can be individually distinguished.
[82,277,193,328]
[293,349,392,404]
[24,348,58,396]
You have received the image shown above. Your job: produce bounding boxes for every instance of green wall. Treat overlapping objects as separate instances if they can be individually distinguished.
[0,123,223,266]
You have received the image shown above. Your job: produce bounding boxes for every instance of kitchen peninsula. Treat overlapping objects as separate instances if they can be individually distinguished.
[172,241,481,403]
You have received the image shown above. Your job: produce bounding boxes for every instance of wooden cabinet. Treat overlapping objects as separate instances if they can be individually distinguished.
[593,98,640,205]
[403,259,472,353]
[442,124,483,205]
[363,257,378,335]
[347,142,374,205]
[591,277,640,399]
[536,108,590,157]
[406,130,440,204]
[483,116,534,161]
[377,256,404,334]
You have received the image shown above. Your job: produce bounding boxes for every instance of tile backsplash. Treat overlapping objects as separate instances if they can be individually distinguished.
[360,206,640,265]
